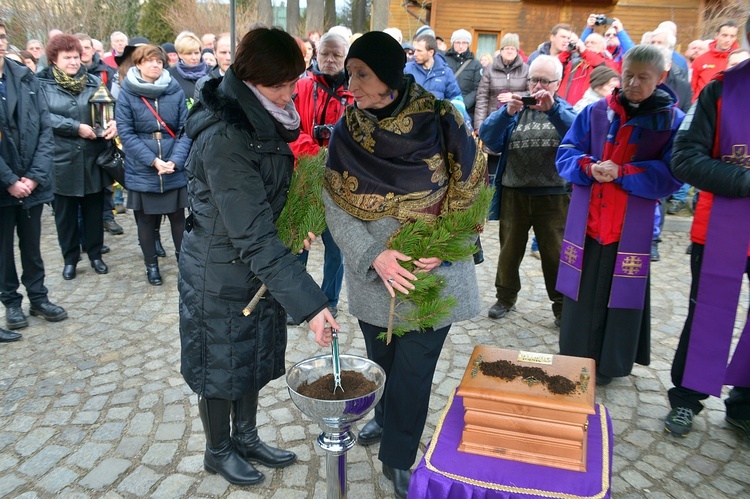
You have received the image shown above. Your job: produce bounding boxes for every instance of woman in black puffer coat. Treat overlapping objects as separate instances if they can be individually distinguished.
[179,28,338,487]
[37,34,116,280]
[116,44,191,285]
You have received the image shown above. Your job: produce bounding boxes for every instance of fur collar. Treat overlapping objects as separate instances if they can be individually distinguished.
[199,76,254,131]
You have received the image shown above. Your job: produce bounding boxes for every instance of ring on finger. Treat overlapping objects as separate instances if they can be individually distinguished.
[387,278,395,284]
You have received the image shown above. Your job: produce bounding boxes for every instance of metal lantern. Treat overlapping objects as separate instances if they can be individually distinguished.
[89,82,116,137]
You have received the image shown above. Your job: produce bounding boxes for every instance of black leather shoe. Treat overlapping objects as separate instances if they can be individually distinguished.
[62,264,77,280]
[101,245,110,255]
[383,463,410,499]
[155,238,167,258]
[29,301,68,322]
[358,419,383,445]
[91,259,108,274]
[146,263,162,286]
[232,392,297,468]
[6,307,28,330]
[0,328,22,342]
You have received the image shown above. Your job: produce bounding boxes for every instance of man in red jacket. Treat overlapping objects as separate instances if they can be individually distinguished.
[289,32,354,320]
[558,33,616,108]
[690,20,739,100]
[665,19,750,438]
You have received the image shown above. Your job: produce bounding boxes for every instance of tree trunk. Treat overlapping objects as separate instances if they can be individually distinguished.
[287,0,301,35]
[257,0,273,26]
[306,0,325,34]
[351,0,367,33]
[370,0,390,31]
[324,0,336,31]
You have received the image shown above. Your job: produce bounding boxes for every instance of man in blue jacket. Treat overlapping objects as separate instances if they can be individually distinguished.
[479,55,577,325]
[0,21,67,342]
[404,34,467,121]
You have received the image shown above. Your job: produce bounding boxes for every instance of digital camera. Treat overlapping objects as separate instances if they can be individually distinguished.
[567,41,578,51]
[595,14,614,26]
[313,124,335,141]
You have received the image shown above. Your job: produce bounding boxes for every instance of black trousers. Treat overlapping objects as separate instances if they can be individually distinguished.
[0,203,48,308]
[495,188,569,318]
[360,320,449,470]
[54,192,105,264]
[669,243,750,418]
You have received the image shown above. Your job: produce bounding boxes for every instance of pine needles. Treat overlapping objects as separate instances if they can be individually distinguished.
[378,183,494,341]
[242,150,328,316]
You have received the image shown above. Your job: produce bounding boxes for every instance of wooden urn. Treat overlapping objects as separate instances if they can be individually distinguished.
[456,346,596,472]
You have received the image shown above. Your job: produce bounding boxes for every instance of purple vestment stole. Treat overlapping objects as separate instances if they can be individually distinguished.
[557,100,655,309]
[683,59,750,396]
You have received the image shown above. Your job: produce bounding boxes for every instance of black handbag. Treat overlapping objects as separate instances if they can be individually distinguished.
[96,140,126,188]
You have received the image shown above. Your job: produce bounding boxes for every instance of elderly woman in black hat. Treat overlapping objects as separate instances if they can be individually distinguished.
[323,31,486,498]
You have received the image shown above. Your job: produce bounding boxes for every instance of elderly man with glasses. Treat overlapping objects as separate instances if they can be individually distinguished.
[479,55,577,325]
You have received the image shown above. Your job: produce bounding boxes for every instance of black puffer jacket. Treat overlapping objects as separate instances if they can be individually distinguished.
[179,69,328,400]
[444,48,483,116]
[37,67,107,197]
[0,59,54,209]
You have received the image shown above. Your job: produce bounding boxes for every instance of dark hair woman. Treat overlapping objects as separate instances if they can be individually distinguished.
[323,31,486,498]
[179,27,339,486]
[37,34,117,280]
[116,44,191,285]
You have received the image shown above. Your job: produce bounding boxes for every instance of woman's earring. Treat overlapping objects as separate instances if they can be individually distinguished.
[390,93,395,100]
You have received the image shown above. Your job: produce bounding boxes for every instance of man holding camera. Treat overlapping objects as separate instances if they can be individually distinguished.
[581,14,634,69]
[558,31,617,108]
[479,55,576,325]
[290,31,353,319]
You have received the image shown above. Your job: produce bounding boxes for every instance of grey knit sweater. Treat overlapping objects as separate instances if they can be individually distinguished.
[323,190,481,330]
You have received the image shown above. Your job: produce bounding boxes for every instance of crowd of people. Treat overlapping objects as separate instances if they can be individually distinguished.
[0,12,749,496]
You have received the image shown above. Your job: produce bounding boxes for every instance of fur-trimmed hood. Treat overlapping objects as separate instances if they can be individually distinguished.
[187,75,253,140]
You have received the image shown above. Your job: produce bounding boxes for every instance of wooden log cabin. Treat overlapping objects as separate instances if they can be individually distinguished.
[388,0,706,59]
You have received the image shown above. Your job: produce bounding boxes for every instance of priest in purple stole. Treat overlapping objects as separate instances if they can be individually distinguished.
[664,21,750,438]
[555,44,684,385]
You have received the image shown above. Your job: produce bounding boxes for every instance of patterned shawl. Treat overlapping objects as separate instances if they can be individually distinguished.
[325,79,486,223]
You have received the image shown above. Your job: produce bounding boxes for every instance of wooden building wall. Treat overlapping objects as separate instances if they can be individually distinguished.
[388,0,704,55]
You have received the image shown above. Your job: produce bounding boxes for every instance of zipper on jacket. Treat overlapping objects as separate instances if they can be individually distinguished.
[155,99,165,193]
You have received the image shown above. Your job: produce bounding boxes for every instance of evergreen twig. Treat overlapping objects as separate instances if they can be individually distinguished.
[242,150,328,316]
[377,184,494,340]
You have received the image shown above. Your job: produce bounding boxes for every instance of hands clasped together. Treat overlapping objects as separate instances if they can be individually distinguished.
[591,160,620,183]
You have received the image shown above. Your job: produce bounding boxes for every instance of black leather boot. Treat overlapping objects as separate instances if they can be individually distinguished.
[199,397,264,485]
[145,258,162,286]
[232,391,297,468]
[383,463,411,499]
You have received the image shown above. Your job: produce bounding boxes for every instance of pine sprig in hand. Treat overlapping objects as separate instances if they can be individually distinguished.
[378,184,494,341]
[242,150,328,316]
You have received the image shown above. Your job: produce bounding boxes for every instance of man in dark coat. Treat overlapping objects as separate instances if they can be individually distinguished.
[0,21,67,342]
[443,29,483,121]
[664,20,750,438]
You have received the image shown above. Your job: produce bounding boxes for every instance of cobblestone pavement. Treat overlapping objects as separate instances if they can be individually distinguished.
[1,210,749,498]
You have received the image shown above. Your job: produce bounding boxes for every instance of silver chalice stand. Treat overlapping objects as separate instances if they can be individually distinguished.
[287,354,385,499]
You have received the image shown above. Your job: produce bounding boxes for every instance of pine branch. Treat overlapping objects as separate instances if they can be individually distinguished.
[379,184,494,337]
[243,150,328,316]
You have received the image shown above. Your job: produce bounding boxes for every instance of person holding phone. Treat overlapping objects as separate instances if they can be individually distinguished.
[479,55,577,325]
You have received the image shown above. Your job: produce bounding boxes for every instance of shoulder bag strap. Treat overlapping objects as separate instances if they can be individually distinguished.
[140,96,176,139]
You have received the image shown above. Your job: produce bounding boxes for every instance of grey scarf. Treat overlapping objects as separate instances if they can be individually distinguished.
[245,83,300,131]
[124,66,172,99]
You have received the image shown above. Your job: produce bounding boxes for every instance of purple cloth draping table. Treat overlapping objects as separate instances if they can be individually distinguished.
[409,391,612,499]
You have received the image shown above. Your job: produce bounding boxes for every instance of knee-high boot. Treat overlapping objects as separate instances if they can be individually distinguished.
[199,396,264,485]
[232,391,297,468]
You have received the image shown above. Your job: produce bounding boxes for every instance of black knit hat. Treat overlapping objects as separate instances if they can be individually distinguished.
[346,31,406,90]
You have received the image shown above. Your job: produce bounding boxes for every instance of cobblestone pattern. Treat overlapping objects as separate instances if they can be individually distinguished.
[0,211,748,497]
